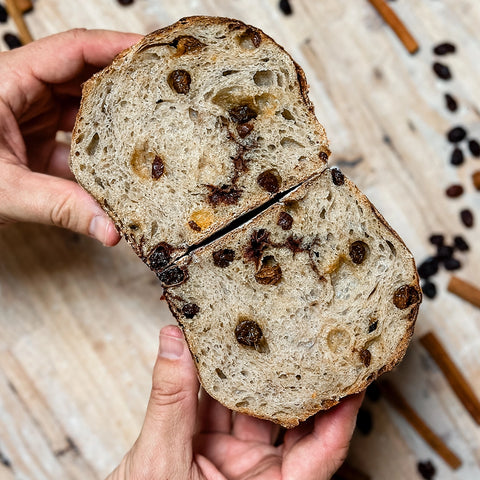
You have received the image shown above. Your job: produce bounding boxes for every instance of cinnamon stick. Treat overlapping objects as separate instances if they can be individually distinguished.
[367,0,419,54]
[420,332,480,425]
[14,0,33,14]
[448,276,480,309]
[5,0,33,45]
[472,170,480,191]
[379,380,462,469]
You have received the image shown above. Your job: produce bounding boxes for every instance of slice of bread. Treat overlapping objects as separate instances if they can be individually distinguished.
[70,16,329,269]
[70,16,420,428]
[164,168,420,427]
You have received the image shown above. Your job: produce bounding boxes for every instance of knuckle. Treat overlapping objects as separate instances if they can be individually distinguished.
[149,380,190,409]
[49,191,75,229]
[67,28,88,40]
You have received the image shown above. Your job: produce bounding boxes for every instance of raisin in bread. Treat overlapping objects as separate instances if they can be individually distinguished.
[164,168,420,427]
[70,16,329,269]
[70,16,420,428]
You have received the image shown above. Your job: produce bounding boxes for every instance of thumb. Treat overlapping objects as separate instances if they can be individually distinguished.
[133,325,200,477]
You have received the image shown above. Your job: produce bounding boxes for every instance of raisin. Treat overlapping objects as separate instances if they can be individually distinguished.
[285,235,303,254]
[444,258,461,271]
[460,209,474,228]
[319,151,329,161]
[417,460,436,480]
[368,321,378,333]
[239,28,262,48]
[117,0,134,4]
[349,241,368,264]
[444,93,458,112]
[3,33,22,49]
[236,123,253,138]
[450,147,464,166]
[148,243,172,270]
[429,234,444,246]
[212,248,235,268]
[331,168,345,186]
[433,42,456,55]
[432,62,452,80]
[277,211,293,230]
[244,229,270,266]
[188,220,201,232]
[235,320,263,347]
[366,382,381,402]
[453,235,469,251]
[436,244,453,260]
[356,407,373,435]
[151,155,164,179]
[157,266,186,286]
[206,184,242,205]
[468,139,480,157]
[422,280,437,299]
[173,36,205,55]
[229,105,257,124]
[393,285,420,309]
[255,263,282,285]
[279,0,293,15]
[0,4,7,23]
[418,257,439,279]
[168,69,191,94]
[360,349,372,367]
[257,169,281,193]
[182,303,199,319]
[447,126,467,143]
[445,184,464,197]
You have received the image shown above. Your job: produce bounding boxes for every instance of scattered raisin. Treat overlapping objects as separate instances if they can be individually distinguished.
[417,460,436,480]
[236,123,253,138]
[368,320,378,333]
[444,93,458,112]
[468,139,480,157]
[117,0,134,4]
[229,105,257,124]
[418,257,439,279]
[257,169,281,193]
[244,229,270,267]
[450,147,464,166]
[349,241,368,265]
[360,349,372,367]
[393,285,420,309]
[331,168,345,186]
[429,234,444,246]
[212,248,235,268]
[168,69,191,94]
[319,151,329,161]
[3,33,21,49]
[173,36,205,55]
[182,303,200,319]
[188,220,201,232]
[151,155,164,179]
[445,184,464,198]
[453,235,469,252]
[285,235,303,254]
[206,184,242,206]
[444,258,461,270]
[157,266,186,286]
[148,243,172,270]
[235,320,263,348]
[422,280,437,299]
[460,209,474,228]
[255,262,282,285]
[447,126,467,143]
[432,62,452,80]
[356,407,373,435]
[436,244,454,260]
[0,4,7,23]
[277,211,293,230]
[433,42,456,55]
[279,0,293,15]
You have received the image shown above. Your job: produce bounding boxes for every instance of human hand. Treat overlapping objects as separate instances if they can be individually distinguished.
[107,325,364,480]
[0,29,141,244]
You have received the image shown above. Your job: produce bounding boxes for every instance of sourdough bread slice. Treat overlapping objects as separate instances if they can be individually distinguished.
[70,16,329,269]
[164,168,420,427]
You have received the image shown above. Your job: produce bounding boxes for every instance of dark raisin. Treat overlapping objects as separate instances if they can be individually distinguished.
[421,280,437,299]
[277,211,293,230]
[319,151,329,161]
[182,303,199,319]
[366,382,381,402]
[244,229,270,267]
[285,235,303,254]
[151,155,164,179]
[236,123,253,138]
[418,257,439,279]
[168,69,191,94]
[447,126,467,143]
[3,33,22,49]
[429,234,444,246]
[206,184,242,206]
[148,243,172,270]
[468,139,480,157]
[238,28,262,48]
[0,4,8,23]
[368,320,378,333]
[360,349,372,367]
[188,220,201,232]
[417,460,436,480]
[445,184,464,197]
[433,42,456,55]
[279,0,293,15]
[229,105,257,124]
[255,263,282,285]
[117,0,134,4]
[436,244,454,260]
[450,147,464,166]
[349,241,368,265]
[432,62,452,80]
[356,408,373,435]
[444,257,461,270]
[444,93,458,112]
[235,320,263,347]
[331,168,344,186]
[257,169,281,193]
[157,266,186,286]
[393,285,420,309]
[460,209,474,228]
[173,36,205,55]
[212,248,235,268]
[453,235,469,252]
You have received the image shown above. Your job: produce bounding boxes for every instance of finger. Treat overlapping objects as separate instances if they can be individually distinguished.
[46,142,75,179]
[133,325,200,476]
[197,388,232,434]
[282,416,314,450]
[1,164,120,246]
[232,413,273,444]
[58,99,80,132]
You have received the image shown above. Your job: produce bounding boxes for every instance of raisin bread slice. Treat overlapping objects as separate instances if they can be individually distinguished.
[164,168,420,428]
[70,16,329,270]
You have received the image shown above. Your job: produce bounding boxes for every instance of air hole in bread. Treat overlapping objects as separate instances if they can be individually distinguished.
[280,137,304,148]
[327,328,351,353]
[253,70,275,87]
[268,144,276,151]
[386,240,397,257]
[222,70,238,76]
[236,400,250,408]
[237,29,261,49]
[75,133,84,144]
[320,208,326,219]
[296,375,301,380]
[151,221,158,237]
[79,163,85,170]
[215,368,227,379]
[85,133,100,156]
[281,109,295,120]
[94,176,104,188]
[189,108,198,121]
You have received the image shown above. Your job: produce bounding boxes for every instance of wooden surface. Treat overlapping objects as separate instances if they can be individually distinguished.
[1,0,480,478]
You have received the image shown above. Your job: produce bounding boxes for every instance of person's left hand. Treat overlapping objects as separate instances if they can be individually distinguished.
[0,29,141,244]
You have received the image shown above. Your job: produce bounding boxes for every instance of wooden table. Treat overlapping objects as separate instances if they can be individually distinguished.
[1,1,479,478]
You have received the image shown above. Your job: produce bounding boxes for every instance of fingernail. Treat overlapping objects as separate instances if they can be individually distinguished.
[88,215,109,244]
[159,333,184,359]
